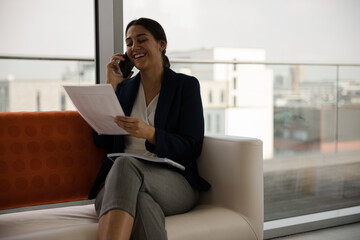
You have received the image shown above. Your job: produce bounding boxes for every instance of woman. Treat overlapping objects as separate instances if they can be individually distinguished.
[88,18,210,240]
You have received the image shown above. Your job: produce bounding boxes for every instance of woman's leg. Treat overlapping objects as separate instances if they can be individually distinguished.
[129,159,199,239]
[95,157,142,240]
[95,157,198,240]
[98,209,134,240]
[131,192,166,240]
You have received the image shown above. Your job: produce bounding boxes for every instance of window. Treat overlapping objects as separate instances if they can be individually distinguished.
[216,114,221,133]
[99,1,360,238]
[0,85,9,112]
[61,93,66,111]
[0,0,95,112]
[207,114,212,132]
[36,91,41,111]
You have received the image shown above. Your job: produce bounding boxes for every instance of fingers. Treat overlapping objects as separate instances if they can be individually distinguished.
[114,116,154,141]
[107,53,126,71]
[115,116,137,130]
[106,60,120,73]
[110,53,128,63]
[110,54,125,62]
[115,116,136,122]
[114,116,144,134]
[112,53,125,57]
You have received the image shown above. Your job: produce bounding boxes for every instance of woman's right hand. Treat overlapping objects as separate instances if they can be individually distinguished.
[106,53,133,91]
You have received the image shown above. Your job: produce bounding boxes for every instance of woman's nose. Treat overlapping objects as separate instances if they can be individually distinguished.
[132,42,140,51]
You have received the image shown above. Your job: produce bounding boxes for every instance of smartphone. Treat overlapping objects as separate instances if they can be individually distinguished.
[119,53,134,78]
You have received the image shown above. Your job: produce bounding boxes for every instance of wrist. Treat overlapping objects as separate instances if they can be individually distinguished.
[146,126,156,145]
[111,82,117,91]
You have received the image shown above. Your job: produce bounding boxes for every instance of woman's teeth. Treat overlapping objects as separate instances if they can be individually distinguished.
[134,54,145,59]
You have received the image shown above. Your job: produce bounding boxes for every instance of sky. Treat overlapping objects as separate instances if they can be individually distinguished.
[0,0,94,58]
[124,0,360,63]
[0,0,359,79]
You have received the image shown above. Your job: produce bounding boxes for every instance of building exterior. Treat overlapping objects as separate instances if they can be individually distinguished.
[170,47,275,159]
[0,77,95,112]
[3,51,358,159]
[274,77,360,155]
[0,63,95,112]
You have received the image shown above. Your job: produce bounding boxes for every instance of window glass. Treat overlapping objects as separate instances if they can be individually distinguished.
[0,0,95,112]
[124,0,360,63]
[0,0,94,58]
[124,0,360,229]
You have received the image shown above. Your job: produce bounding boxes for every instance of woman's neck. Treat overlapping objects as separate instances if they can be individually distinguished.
[140,65,164,88]
[140,65,164,105]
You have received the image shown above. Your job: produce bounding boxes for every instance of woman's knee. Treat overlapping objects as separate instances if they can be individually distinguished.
[106,157,143,184]
[112,156,135,168]
[110,157,142,174]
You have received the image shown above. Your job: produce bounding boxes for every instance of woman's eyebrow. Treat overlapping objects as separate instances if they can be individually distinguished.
[126,33,148,41]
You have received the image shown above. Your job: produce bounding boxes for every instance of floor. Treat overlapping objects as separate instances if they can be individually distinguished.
[271,222,360,240]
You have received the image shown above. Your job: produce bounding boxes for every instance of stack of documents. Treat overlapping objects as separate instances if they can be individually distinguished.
[63,84,127,135]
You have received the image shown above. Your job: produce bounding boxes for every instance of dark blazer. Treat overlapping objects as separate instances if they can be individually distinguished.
[88,67,211,199]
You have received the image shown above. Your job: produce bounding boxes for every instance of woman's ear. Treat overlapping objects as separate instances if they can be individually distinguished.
[159,40,167,51]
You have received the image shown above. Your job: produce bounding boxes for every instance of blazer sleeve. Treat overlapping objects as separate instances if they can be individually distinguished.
[92,129,114,149]
[145,77,204,166]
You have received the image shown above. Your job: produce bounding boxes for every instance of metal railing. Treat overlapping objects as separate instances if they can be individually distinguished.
[2,55,360,65]
[0,55,93,62]
[171,58,360,67]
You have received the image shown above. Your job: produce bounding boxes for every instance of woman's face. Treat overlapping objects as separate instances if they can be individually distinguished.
[125,25,165,71]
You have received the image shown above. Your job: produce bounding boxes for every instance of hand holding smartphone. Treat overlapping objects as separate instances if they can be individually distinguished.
[119,53,134,78]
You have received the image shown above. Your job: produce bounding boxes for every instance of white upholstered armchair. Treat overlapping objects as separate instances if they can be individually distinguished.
[166,135,264,240]
[0,135,264,240]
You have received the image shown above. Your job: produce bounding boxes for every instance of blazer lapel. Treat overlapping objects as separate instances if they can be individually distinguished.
[155,68,178,129]
[119,74,141,116]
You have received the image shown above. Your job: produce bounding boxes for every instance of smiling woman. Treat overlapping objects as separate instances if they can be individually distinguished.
[91,17,210,240]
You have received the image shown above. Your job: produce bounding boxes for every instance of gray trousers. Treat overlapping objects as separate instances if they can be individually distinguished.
[94,156,199,240]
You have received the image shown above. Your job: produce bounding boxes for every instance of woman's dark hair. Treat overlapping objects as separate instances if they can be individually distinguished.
[126,18,170,68]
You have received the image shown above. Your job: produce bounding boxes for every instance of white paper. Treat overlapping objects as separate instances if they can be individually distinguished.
[107,152,185,171]
[63,84,128,135]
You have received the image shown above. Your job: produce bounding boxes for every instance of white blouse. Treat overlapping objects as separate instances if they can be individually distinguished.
[124,81,159,156]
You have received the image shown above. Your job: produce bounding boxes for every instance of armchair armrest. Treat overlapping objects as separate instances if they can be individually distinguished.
[198,135,264,240]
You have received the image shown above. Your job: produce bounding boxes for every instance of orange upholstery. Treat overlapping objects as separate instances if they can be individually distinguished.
[0,111,106,210]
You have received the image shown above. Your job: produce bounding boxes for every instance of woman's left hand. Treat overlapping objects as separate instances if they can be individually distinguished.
[114,116,156,145]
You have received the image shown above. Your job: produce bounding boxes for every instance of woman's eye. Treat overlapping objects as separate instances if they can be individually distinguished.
[138,39,147,43]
